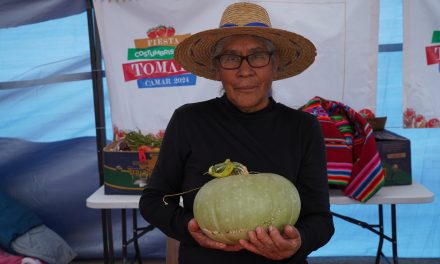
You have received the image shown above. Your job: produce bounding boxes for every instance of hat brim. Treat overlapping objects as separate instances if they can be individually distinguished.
[174,27,317,81]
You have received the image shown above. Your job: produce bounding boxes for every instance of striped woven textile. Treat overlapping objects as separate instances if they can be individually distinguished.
[300,97,384,202]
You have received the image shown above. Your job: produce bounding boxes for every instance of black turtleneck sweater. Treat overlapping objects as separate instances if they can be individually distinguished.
[139,96,334,264]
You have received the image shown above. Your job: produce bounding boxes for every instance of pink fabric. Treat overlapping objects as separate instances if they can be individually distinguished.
[0,248,23,264]
[0,248,43,264]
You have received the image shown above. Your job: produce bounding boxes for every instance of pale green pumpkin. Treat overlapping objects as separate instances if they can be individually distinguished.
[193,173,301,245]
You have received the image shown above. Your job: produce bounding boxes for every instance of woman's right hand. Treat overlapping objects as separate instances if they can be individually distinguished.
[188,218,243,252]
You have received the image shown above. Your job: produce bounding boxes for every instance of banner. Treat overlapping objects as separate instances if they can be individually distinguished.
[93,0,379,136]
[403,0,440,128]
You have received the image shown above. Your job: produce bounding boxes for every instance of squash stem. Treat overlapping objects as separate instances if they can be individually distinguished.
[208,159,249,177]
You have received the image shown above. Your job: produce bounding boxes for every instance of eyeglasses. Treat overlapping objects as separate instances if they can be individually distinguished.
[215,51,273,70]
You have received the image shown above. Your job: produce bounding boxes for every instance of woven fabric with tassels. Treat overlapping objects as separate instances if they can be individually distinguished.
[300,96,385,202]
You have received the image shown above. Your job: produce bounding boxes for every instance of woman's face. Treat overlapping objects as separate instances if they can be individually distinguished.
[215,35,278,113]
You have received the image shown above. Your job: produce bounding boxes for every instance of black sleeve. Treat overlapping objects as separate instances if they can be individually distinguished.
[289,115,335,263]
[138,109,198,245]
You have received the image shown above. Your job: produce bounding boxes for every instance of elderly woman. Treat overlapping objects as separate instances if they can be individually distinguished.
[139,2,334,264]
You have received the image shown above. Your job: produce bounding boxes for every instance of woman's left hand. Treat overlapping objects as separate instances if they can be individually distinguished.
[188,218,243,252]
[239,225,301,260]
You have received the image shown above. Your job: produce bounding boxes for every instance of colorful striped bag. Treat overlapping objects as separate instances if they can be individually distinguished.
[300,97,384,202]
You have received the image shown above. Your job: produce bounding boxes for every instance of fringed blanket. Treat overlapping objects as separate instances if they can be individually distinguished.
[301,97,384,202]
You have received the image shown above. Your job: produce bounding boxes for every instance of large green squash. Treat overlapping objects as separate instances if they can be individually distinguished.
[193,173,301,245]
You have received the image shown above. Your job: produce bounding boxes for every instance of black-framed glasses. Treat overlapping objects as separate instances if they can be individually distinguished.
[215,51,273,70]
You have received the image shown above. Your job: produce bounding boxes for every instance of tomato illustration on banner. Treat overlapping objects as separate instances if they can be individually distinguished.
[403,108,440,128]
[122,25,196,88]
[425,31,440,71]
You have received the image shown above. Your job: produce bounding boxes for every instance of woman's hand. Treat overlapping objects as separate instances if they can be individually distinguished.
[188,218,243,252]
[239,225,301,260]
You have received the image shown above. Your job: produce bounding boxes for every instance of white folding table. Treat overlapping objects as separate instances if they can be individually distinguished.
[86,182,434,264]
[329,182,434,264]
[86,187,153,264]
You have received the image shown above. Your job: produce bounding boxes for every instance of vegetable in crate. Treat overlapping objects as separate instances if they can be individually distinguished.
[193,159,301,245]
[120,130,163,151]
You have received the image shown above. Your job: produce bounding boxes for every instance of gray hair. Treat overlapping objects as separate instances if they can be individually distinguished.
[212,35,278,70]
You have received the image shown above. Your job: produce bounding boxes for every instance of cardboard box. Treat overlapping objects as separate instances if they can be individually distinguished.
[103,141,158,194]
[365,116,387,131]
[374,129,412,186]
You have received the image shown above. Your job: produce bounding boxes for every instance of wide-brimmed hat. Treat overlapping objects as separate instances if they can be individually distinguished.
[174,2,317,81]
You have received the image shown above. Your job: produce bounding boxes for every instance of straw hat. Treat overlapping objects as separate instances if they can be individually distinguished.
[174,2,317,81]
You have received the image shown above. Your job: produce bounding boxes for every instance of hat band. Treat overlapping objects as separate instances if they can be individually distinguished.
[220,22,269,28]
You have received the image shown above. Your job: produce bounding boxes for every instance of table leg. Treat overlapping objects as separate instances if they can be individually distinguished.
[104,209,115,263]
[101,209,109,263]
[391,205,398,264]
[133,209,143,264]
[101,206,154,264]
[332,205,396,264]
[375,205,384,264]
[122,209,127,263]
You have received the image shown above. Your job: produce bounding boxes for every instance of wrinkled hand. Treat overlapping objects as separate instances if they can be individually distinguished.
[239,225,301,260]
[188,218,243,252]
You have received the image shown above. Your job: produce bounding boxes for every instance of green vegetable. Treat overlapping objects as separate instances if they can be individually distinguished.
[124,130,162,150]
[193,172,301,245]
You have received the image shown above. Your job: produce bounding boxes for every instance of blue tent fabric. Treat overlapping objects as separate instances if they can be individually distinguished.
[0,190,43,252]
[0,137,166,258]
[0,0,86,29]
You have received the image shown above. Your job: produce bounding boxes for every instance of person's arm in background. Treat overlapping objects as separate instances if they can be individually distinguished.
[289,114,335,262]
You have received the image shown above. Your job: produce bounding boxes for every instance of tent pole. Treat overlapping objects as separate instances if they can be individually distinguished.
[86,0,109,262]
[86,1,107,180]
